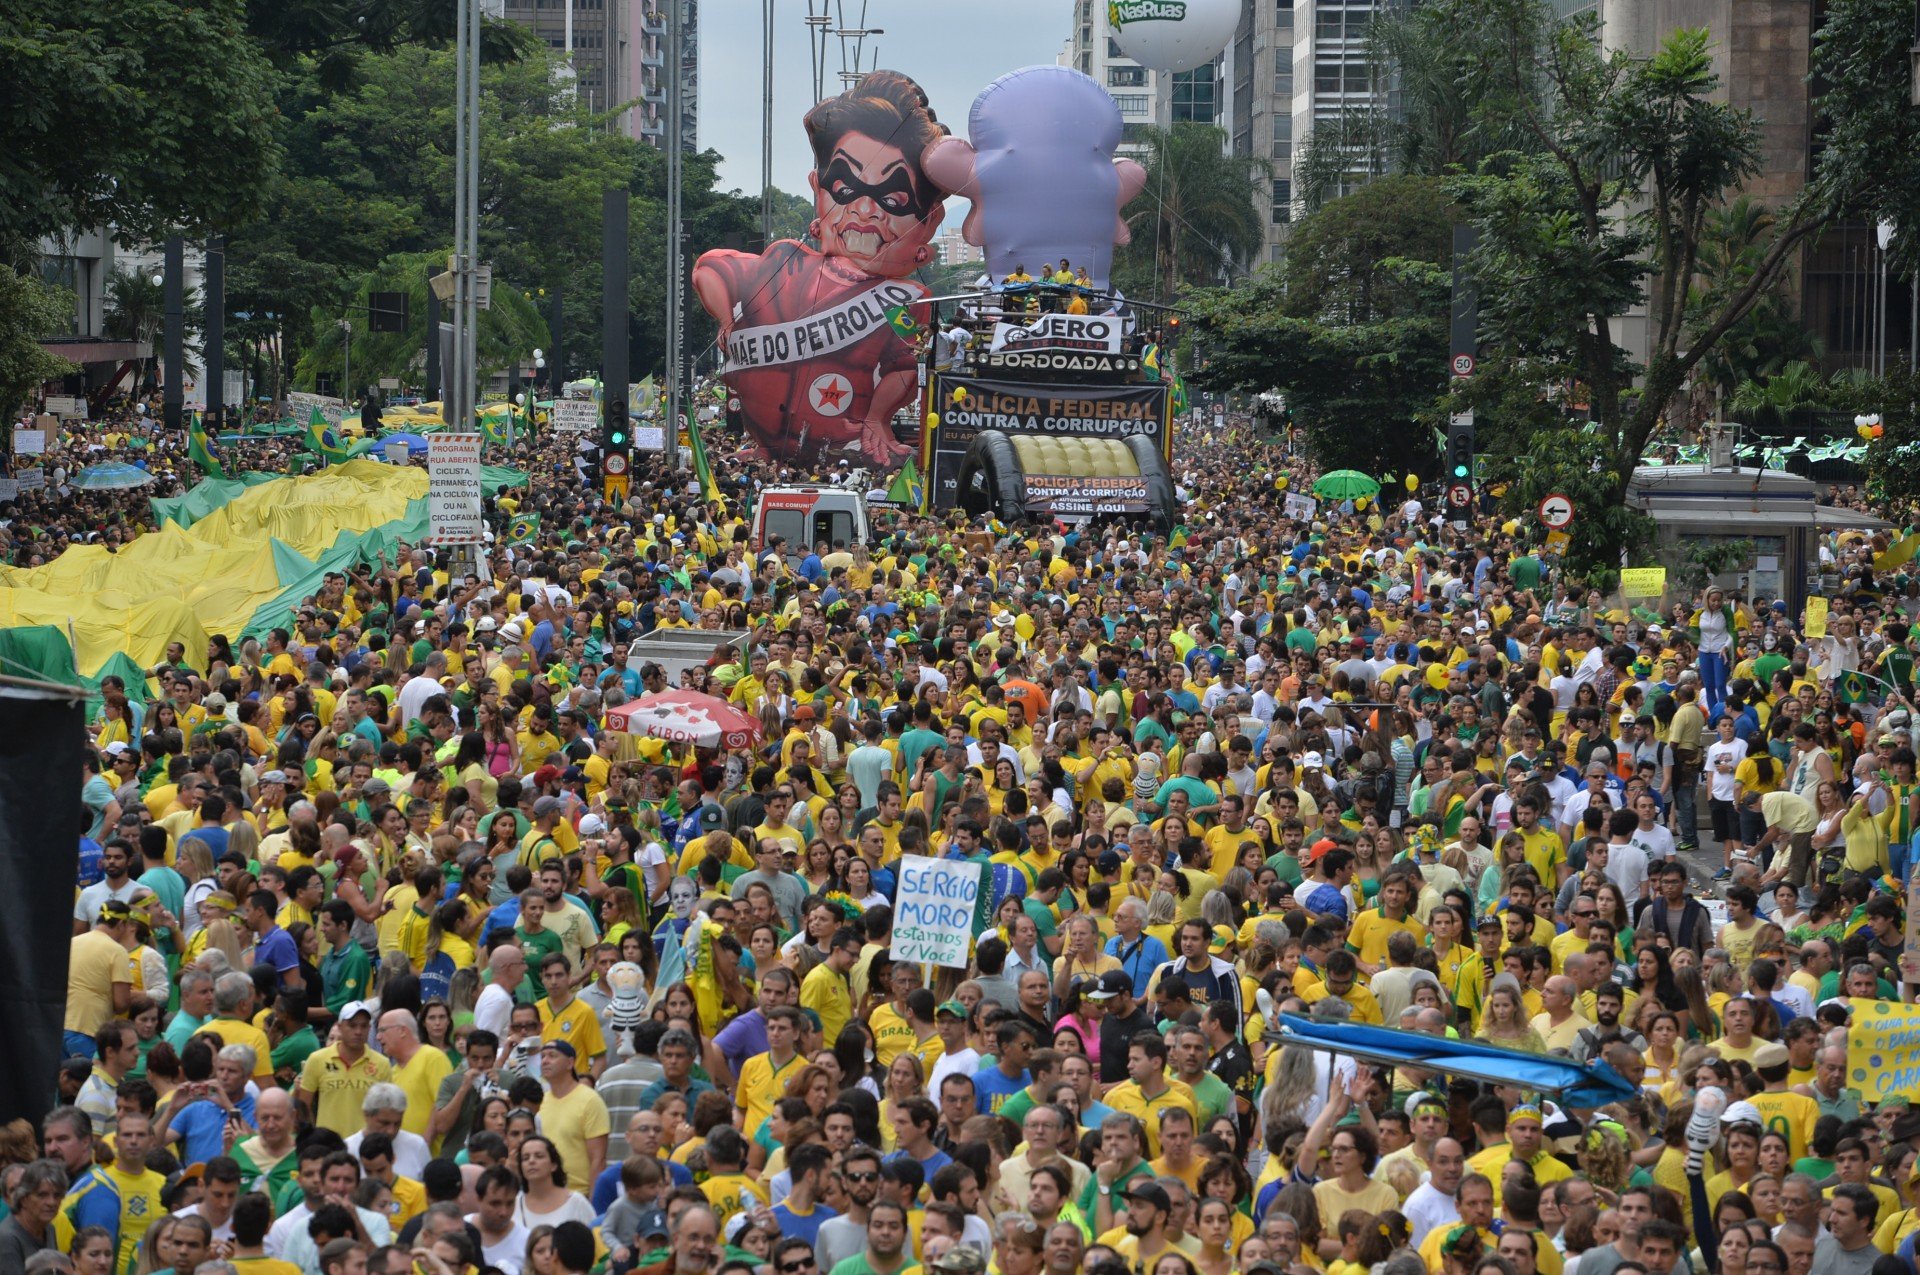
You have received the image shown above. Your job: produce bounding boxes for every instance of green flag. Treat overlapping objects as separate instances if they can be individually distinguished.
[686,412,721,503]
[303,407,353,465]
[1838,668,1892,705]
[886,456,925,509]
[884,305,923,343]
[187,411,226,478]
[505,511,541,547]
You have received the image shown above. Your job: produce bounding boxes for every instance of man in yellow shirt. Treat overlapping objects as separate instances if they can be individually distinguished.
[538,1040,611,1193]
[1347,872,1426,974]
[800,929,861,1048]
[376,1009,453,1145]
[1300,951,1385,1025]
[736,1006,809,1134]
[297,1001,391,1136]
[1102,1034,1198,1157]
[537,952,609,1077]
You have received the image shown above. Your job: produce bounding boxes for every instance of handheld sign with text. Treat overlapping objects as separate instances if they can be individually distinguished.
[890,854,981,970]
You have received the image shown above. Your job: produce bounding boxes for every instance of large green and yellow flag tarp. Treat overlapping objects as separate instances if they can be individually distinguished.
[0,460,426,677]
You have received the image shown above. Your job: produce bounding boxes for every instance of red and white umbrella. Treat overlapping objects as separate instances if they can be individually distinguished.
[605,689,764,751]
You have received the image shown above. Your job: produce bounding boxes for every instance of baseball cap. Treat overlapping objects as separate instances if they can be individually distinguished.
[932,1249,987,1275]
[1209,924,1236,953]
[363,777,391,795]
[101,741,131,757]
[1124,1182,1171,1211]
[936,1000,970,1019]
[532,795,562,818]
[1306,838,1338,863]
[698,806,728,831]
[1094,970,1131,998]
[1721,1100,1762,1128]
[259,769,288,784]
[340,1000,375,1022]
[1300,751,1325,770]
[542,1039,578,1059]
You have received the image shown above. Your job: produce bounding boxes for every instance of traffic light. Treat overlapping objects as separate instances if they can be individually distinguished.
[1446,415,1475,483]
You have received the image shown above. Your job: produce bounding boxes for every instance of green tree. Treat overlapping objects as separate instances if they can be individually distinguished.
[0,269,75,424]
[0,0,280,256]
[293,250,548,392]
[1435,0,1920,526]
[1184,175,1452,471]
[1115,124,1267,301]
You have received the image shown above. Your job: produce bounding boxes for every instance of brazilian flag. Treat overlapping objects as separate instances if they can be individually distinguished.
[187,411,226,478]
[506,511,541,547]
[886,456,925,510]
[1170,369,1189,417]
[1838,668,1891,705]
[1141,342,1163,382]
[884,305,923,343]
[303,407,354,465]
[480,404,514,449]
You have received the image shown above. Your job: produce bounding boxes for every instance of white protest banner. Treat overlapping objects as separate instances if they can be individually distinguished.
[988,313,1126,354]
[12,427,47,456]
[44,396,84,418]
[1283,491,1317,521]
[287,391,346,427]
[633,425,666,452]
[0,479,18,502]
[890,854,981,969]
[16,467,46,491]
[427,433,485,545]
[550,398,599,433]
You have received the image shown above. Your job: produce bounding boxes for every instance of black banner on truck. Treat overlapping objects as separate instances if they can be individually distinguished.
[925,375,1169,510]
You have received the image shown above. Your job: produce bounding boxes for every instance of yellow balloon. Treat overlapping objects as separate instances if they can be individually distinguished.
[1276,475,1289,490]
[1355,497,1369,511]
[951,387,969,404]
[1406,474,1419,491]
[927,412,940,428]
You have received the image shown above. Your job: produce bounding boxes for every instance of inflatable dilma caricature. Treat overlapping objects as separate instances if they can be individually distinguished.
[692,71,945,466]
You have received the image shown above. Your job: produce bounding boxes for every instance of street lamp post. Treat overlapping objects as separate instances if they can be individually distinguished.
[1878,219,1895,377]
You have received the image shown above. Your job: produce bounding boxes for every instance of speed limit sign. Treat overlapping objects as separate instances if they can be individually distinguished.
[1451,353,1476,377]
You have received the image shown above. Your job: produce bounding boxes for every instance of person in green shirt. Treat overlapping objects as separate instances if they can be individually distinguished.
[516,892,566,998]
[318,901,371,1020]
[268,995,320,1082]
[827,1199,920,1275]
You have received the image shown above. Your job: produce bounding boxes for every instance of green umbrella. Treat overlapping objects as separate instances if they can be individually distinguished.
[1311,470,1381,501]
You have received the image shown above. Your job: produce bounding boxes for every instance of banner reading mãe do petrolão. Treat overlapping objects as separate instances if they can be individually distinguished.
[1845,998,1920,1101]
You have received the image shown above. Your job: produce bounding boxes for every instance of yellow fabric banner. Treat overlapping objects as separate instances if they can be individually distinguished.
[0,460,426,676]
[1845,997,1920,1102]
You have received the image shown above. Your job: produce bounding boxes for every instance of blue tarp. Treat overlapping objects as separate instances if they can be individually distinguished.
[1276,1014,1639,1108]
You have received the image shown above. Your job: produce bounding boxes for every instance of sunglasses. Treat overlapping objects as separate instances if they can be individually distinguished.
[779,1263,817,1273]
[843,1170,880,1182]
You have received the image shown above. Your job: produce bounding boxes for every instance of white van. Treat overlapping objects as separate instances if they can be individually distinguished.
[750,485,870,565]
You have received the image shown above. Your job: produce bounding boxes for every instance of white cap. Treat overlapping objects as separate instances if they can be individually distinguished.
[1722,1099,1763,1127]
[1301,751,1325,770]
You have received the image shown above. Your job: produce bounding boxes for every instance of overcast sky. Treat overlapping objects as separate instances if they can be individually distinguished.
[697,0,1074,203]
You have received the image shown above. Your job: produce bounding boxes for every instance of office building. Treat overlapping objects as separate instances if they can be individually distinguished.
[498,0,696,149]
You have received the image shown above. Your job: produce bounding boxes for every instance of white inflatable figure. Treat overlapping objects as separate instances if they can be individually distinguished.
[605,960,650,1061]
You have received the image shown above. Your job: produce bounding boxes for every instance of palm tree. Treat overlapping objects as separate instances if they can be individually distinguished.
[1692,198,1821,400]
[103,266,166,390]
[1119,124,1267,302]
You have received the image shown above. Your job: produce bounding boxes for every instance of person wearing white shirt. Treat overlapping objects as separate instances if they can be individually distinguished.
[469,1164,532,1274]
[1402,1137,1467,1247]
[1628,792,1676,862]
[1600,809,1650,903]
